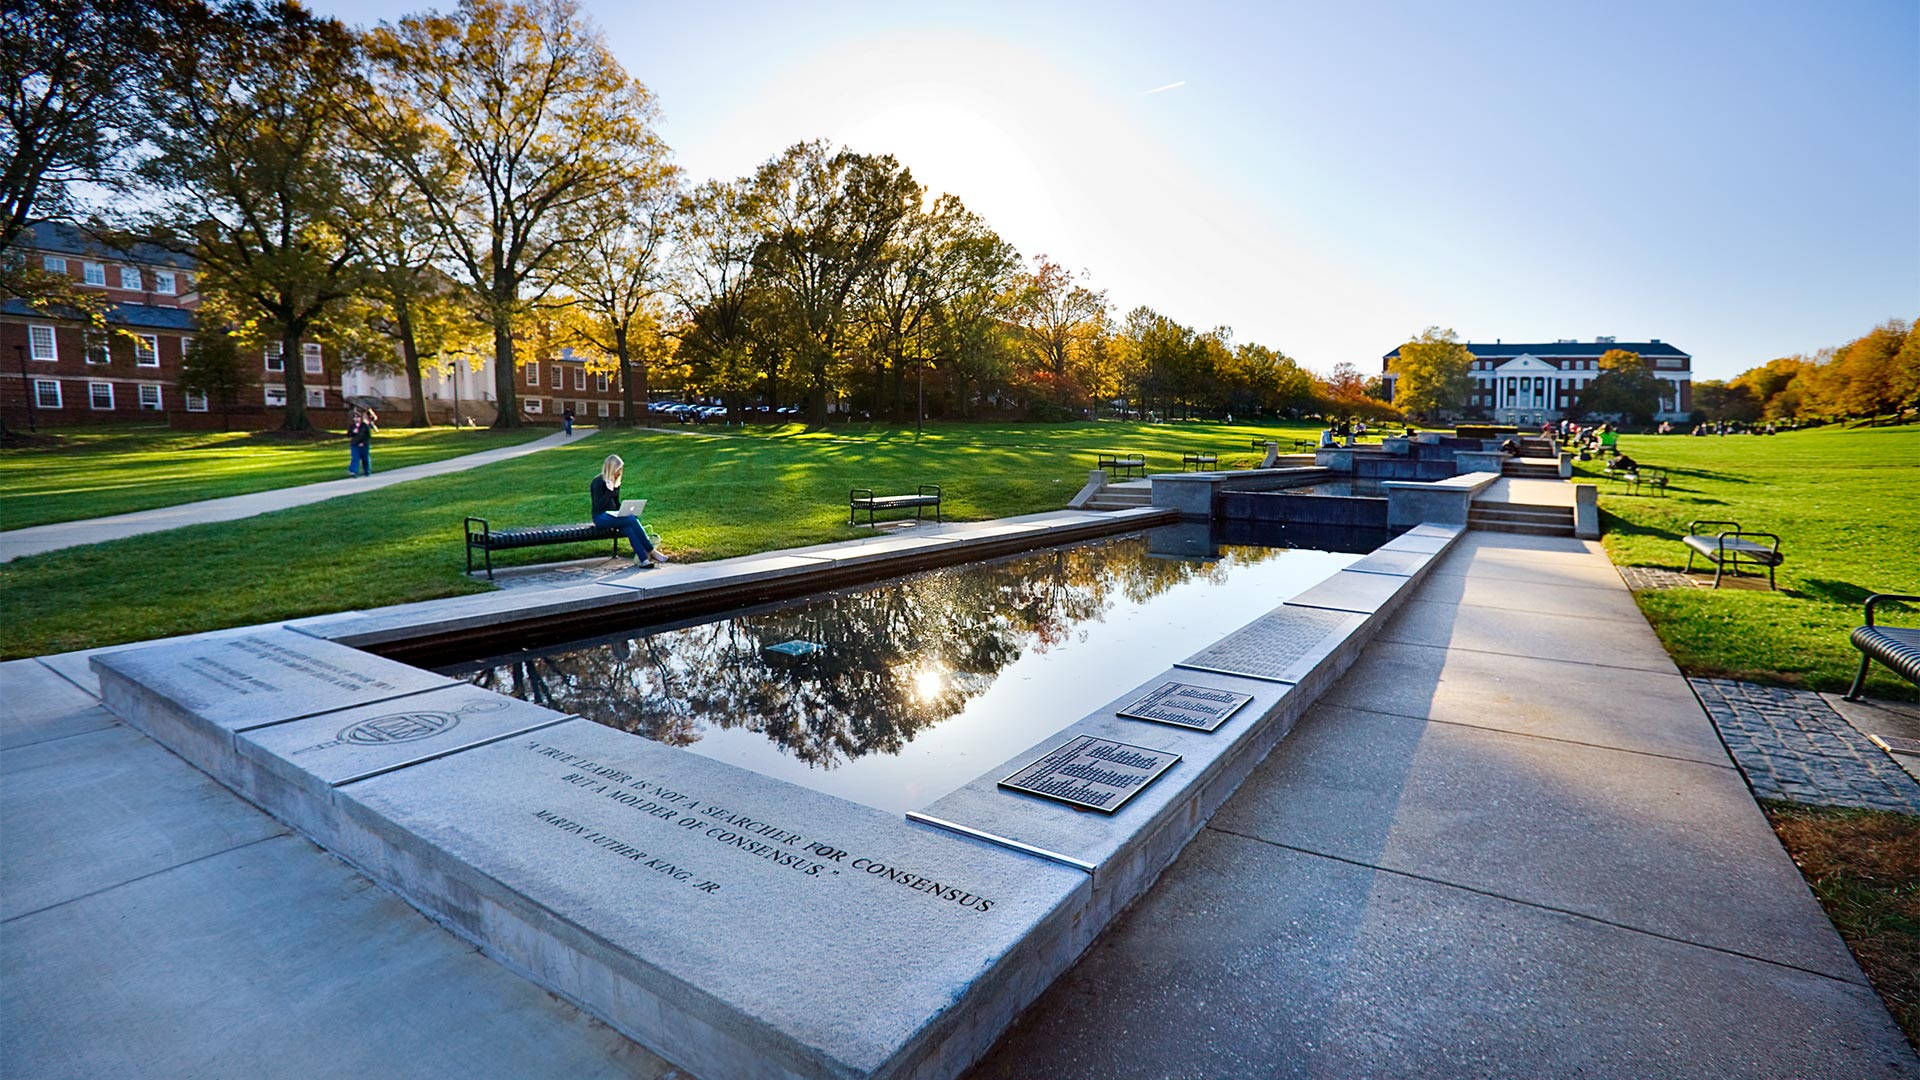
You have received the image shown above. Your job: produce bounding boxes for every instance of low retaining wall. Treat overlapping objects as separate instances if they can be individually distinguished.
[1384,471,1501,528]
[1149,466,1330,518]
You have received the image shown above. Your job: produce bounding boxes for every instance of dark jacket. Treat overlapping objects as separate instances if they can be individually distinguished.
[590,475,619,517]
[348,420,373,447]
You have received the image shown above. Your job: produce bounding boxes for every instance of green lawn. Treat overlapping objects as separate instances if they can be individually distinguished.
[0,424,548,530]
[0,418,1330,659]
[1577,425,1920,701]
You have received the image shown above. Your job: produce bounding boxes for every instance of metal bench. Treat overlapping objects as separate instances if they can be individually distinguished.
[1096,453,1147,479]
[1182,451,1218,471]
[464,516,627,580]
[849,485,941,527]
[1682,519,1784,589]
[1847,593,1920,699]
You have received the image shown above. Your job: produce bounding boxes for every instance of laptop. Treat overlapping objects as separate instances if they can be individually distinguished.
[617,499,645,518]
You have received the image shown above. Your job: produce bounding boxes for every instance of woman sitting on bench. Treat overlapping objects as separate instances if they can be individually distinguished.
[592,454,669,567]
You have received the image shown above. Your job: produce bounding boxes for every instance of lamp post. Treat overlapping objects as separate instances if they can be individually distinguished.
[16,344,34,432]
[916,357,925,439]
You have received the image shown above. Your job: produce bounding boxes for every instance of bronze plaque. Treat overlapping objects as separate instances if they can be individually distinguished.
[999,735,1179,813]
[1115,681,1253,732]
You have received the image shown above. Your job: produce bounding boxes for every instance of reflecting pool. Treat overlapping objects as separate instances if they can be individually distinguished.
[445,529,1356,814]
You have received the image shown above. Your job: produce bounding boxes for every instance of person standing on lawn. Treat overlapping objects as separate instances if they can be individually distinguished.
[590,453,669,567]
[563,406,575,436]
[347,408,377,477]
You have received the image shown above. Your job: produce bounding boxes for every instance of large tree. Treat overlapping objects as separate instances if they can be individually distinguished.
[136,0,368,432]
[559,162,681,425]
[671,177,770,412]
[0,0,144,258]
[751,141,918,426]
[1580,350,1661,426]
[364,0,661,428]
[1388,326,1474,421]
[1011,255,1107,401]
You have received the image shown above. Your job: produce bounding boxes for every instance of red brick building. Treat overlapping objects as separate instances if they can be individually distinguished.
[518,348,634,422]
[2,223,350,429]
[1379,337,1693,425]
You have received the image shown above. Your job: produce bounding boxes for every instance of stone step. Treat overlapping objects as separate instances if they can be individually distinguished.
[1501,463,1562,479]
[1468,505,1574,526]
[1468,518,1576,537]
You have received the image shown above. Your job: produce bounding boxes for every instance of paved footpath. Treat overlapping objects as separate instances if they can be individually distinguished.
[2,531,1914,1079]
[0,428,593,563]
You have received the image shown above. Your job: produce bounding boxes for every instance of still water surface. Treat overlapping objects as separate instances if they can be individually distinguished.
[448,530,1355,814]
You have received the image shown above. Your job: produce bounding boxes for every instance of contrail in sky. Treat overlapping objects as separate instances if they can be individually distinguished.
[1142,80,1187,95]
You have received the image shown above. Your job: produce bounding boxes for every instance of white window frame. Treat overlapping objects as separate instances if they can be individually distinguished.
[135,333,159,367]
[573,367,586,391]
[523,397,543,414]
[82,262,105,286]
[525,362,539,386]
[153,270,176,294]
[118,266,141,290]
[42,255,65,274]
[264,342,284,372]
[84,333,109,365]
[264,385,288,407]
[301,342,323,374]
[576,399,588,417]
[595,372,608,392]
[88,380,114,411]
[305,387,326,408]
[28,324,57,361]
[185,389,208,413]
[138,383,164,411]
[550,365,563,389]
[33,379,61,409]
[596,400,610,418]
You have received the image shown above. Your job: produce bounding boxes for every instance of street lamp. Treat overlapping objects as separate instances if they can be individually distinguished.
[15,344,33,432]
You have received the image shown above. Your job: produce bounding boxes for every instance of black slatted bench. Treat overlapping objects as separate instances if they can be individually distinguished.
[464,516,626,580]
[1681,519,1784,589]
[1096,453,1146,479]
[1182,451,1218,471]
[849,485,941,527]
[1847,593,1920,699]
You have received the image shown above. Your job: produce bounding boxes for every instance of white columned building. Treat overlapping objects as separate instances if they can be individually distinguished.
[1379,338,1693,424]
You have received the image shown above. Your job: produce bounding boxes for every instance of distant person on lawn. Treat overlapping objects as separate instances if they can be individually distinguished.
[347,408,376,477]
[591,454,668,567]
[563,406,575,436]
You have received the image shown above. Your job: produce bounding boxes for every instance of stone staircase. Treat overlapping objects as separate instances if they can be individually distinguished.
[1501,458,1562,480]
[1085,481,1153,511]
[1467,501,1576,537]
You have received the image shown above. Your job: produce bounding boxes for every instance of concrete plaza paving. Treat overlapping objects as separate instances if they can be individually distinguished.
[0,427,592,563]
[2,530,1913,1079]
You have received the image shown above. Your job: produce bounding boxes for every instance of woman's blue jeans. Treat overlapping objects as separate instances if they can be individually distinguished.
[593,511,653,555]
[348,444,371,475]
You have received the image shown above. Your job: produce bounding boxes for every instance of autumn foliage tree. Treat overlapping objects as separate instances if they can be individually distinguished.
[1387,326,1474,421]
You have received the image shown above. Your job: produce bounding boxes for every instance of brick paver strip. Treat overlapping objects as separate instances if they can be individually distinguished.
[1691,677,1920,815]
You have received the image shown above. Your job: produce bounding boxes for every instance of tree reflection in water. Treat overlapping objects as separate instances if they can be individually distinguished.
[466,535,1287,770]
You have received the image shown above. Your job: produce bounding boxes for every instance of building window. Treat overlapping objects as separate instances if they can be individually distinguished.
[118,266,141,290]
[28,324,56,361]
[573,367,586,391]
[83,262,105,286]
[135,333,159,367]
[550,365,563,389]
[89,381,114,410]
[43,255,65,274]
[576,399,588,416]
[595,372,609,392]
[84,334,109,365]
[264,342,284,372]
[306,388,326,408]
[33,379,61,409]
[302,342,323,374]
[154,271,175,294]
[596,400,610,418]
[525,362,539,386]
[524,397,543,414]
[185,389,208,412]
[139,383,163,410]
[264,386,287,407]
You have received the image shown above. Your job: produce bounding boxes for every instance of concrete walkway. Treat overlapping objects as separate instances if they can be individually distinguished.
[0,428,594,563]
[3,531,1914,1079]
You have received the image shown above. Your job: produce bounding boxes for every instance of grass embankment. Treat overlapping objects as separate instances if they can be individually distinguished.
[1577,425,1920,701]
[0,424,548,530]
[1765,803,1920,1051]
[0,419,1326,658]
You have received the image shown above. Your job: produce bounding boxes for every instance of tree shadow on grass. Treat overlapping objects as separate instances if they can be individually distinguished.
[1657,465,1753,483]
[1600,510,1683,542]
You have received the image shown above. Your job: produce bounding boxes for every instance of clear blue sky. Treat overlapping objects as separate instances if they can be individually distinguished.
[314,0,1920,379]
